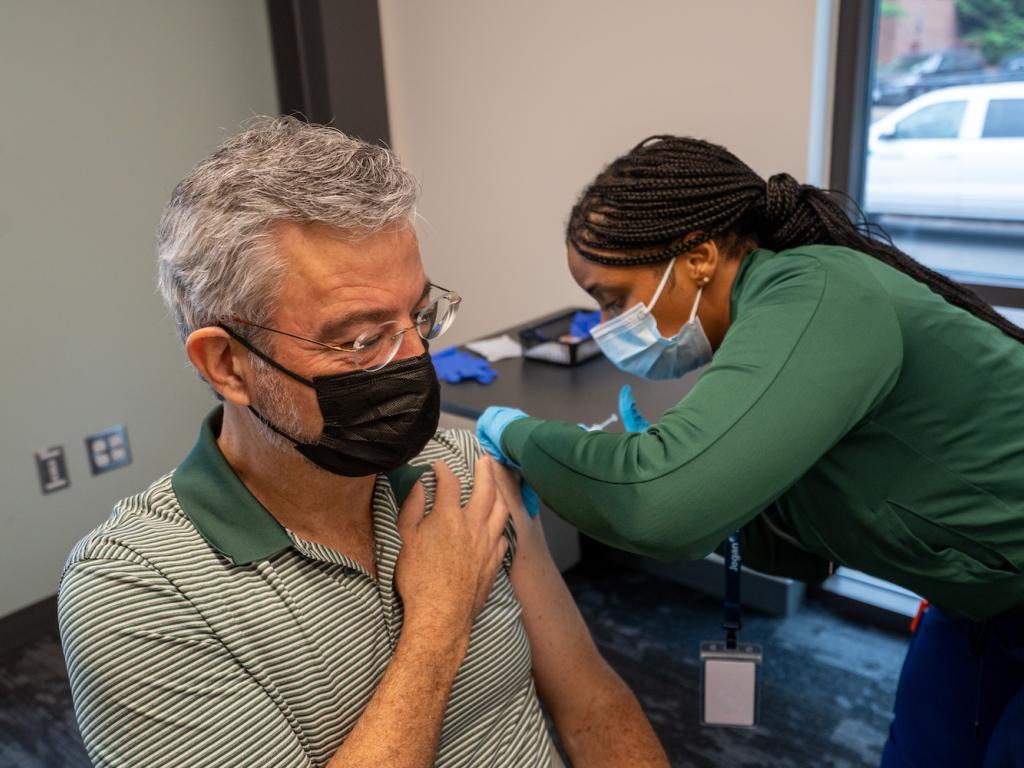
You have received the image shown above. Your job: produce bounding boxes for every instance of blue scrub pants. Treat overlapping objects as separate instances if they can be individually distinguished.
[881,605,1024,767]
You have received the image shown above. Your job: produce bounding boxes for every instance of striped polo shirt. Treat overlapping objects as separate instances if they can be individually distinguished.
[58,407,556,767]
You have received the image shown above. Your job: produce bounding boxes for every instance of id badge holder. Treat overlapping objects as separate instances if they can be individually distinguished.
[700,640,762,727]
[700,531,761,728]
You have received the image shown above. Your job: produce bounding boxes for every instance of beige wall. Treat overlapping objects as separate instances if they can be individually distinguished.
[379,0,832,347]
[0,0,277,617]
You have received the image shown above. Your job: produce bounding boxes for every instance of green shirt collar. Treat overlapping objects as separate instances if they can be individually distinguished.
[173,407,428,566]
[730,247,773,320]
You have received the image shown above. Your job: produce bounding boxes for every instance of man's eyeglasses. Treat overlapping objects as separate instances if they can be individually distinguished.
[229,283,461,372]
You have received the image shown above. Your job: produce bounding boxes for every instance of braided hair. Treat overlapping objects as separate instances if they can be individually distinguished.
[567,135,1024,343]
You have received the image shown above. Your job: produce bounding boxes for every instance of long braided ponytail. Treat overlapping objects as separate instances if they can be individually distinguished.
[567,135,1024,343]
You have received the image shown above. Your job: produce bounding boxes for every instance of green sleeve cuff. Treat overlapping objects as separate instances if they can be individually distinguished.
[501,416,544,466]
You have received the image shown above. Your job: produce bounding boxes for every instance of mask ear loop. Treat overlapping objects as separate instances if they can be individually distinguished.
[651,260,708,337]
[650,259,706,336]
[689,273,713,323]
[687,286,704,324]
[219,324,315,388]
[647,257,678,312]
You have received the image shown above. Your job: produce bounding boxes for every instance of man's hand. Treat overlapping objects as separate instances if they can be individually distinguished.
[328,458,512,768]
[396,457,511,638]
[492,464,546,560]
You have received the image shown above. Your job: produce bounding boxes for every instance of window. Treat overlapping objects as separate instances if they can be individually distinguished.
[833,0,1024,301]
[983,99,1024,138]
[893,100,966,139]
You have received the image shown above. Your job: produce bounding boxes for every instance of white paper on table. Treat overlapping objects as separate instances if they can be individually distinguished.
[465,334,523,362]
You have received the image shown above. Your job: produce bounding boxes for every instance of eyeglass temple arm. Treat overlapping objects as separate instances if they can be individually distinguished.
[227,317,353,352]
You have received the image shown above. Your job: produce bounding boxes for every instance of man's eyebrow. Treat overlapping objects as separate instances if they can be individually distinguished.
[316,309,392,340]
[316,280,432,340]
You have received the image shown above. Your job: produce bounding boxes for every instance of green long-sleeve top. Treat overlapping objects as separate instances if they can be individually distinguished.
[502,245,1024,621]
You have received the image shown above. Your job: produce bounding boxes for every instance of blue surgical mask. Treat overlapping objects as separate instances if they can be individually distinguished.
[590,257,713,380]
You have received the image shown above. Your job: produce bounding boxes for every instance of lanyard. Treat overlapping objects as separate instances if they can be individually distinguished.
[722,532,742,649]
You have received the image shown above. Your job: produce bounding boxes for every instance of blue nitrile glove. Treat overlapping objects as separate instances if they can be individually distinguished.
[520,480,540,518]
[569,309,602,339]
[431,347,497,384]
[476,405,529,466]
[476,406,538,517]
[618,385,652,432]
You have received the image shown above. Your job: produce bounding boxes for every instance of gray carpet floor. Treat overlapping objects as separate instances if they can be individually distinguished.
[564,565,907,768]
[0,563,908,767]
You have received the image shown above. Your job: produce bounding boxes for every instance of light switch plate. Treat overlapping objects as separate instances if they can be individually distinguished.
[35,446,70,494]
[85,425,132,475]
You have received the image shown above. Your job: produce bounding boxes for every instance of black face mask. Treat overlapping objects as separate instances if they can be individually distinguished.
[223,327,440,477]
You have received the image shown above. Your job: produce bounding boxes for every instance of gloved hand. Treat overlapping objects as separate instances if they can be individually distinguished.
[476,405,537,517]
[431,347,497,384]
[520,480,540,518]
[618,385,652,432]
[476,405,529,466]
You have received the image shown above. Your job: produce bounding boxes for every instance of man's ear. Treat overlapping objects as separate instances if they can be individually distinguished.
[186,327,253,406]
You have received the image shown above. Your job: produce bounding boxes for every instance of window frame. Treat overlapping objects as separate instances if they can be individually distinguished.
[830,0,1024,310]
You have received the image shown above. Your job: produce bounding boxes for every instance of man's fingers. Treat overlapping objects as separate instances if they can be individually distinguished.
[486,536,510,581]
[433,460,462,511]
[467,456,497,515]
[493,462,536,528]
[490,463,519,506]
[487,489,511,542]
[396,480,426,535]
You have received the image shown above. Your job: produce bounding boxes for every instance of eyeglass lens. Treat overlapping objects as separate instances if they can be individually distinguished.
[352,293,460,371]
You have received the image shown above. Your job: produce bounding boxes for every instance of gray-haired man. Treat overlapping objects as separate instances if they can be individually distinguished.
[58,117,667,768]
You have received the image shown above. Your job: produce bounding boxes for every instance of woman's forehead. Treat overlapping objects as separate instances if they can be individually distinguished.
[567,244,646,290]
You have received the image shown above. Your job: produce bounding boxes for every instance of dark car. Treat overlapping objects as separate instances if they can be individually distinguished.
[873,49,988,106]
[1002,51,1024,73]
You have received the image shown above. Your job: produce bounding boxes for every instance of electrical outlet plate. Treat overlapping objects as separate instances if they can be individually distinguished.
[85,425,132,475]
[35,446,70,494]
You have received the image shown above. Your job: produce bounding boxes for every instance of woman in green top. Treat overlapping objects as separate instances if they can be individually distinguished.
[476,137,1024,767]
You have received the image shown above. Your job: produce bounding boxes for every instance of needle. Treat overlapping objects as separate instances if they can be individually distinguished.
[587,413,619,431]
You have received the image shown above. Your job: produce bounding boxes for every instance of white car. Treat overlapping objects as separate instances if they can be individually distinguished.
[864,82,1024,221]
